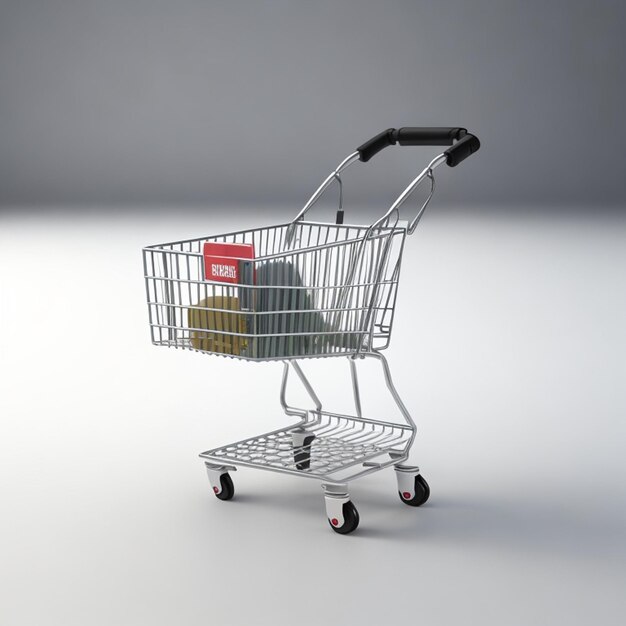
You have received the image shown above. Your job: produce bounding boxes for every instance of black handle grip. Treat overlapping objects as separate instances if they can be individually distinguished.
[356,128,396,162]
[444,134,480,167]
[356,126,479,165]
[395,127,467,146]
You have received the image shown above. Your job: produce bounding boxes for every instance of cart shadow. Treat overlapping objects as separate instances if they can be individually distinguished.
[373,495,626,563]
[221,487,626,562]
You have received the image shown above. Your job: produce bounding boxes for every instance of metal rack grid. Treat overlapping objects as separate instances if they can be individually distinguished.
[200,411,412,482]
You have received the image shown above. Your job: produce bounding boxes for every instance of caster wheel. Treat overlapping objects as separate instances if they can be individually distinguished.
[214,473,234,501]
[399,474,430,507]
[328,501,360,535]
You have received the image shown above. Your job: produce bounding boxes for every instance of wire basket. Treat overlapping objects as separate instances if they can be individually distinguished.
[143,220,406,360]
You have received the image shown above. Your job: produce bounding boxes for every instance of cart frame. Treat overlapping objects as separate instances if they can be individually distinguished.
[143,127,480,533]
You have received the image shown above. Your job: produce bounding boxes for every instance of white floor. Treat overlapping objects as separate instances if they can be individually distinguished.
[1,206,625,625]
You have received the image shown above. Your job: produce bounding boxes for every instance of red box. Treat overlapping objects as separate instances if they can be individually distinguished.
[203,242,255,283]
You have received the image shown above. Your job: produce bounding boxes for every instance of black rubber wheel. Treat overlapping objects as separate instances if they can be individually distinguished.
[399,474,430,507]
[328,501,360,535]
[214,473,234,501]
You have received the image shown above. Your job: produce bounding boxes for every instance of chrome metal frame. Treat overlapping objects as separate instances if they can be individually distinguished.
[144,147,447,524]
[199,351,416,483]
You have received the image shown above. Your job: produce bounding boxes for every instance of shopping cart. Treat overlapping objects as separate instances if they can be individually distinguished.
[143,127,480,534]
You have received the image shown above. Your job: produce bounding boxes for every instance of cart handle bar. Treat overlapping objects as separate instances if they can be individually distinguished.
[357,127,480,166]
[286,126,480,243]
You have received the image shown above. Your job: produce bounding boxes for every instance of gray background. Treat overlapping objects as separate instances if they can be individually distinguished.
[1,3,625,626]
[1,0,625,209]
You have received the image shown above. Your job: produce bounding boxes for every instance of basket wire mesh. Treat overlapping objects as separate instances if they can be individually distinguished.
[143,221,406,360]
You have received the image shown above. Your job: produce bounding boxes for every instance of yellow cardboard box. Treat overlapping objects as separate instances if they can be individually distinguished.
[188,296,247,355]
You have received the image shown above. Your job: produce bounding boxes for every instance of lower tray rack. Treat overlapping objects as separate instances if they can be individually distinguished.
[200,411,413,482]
